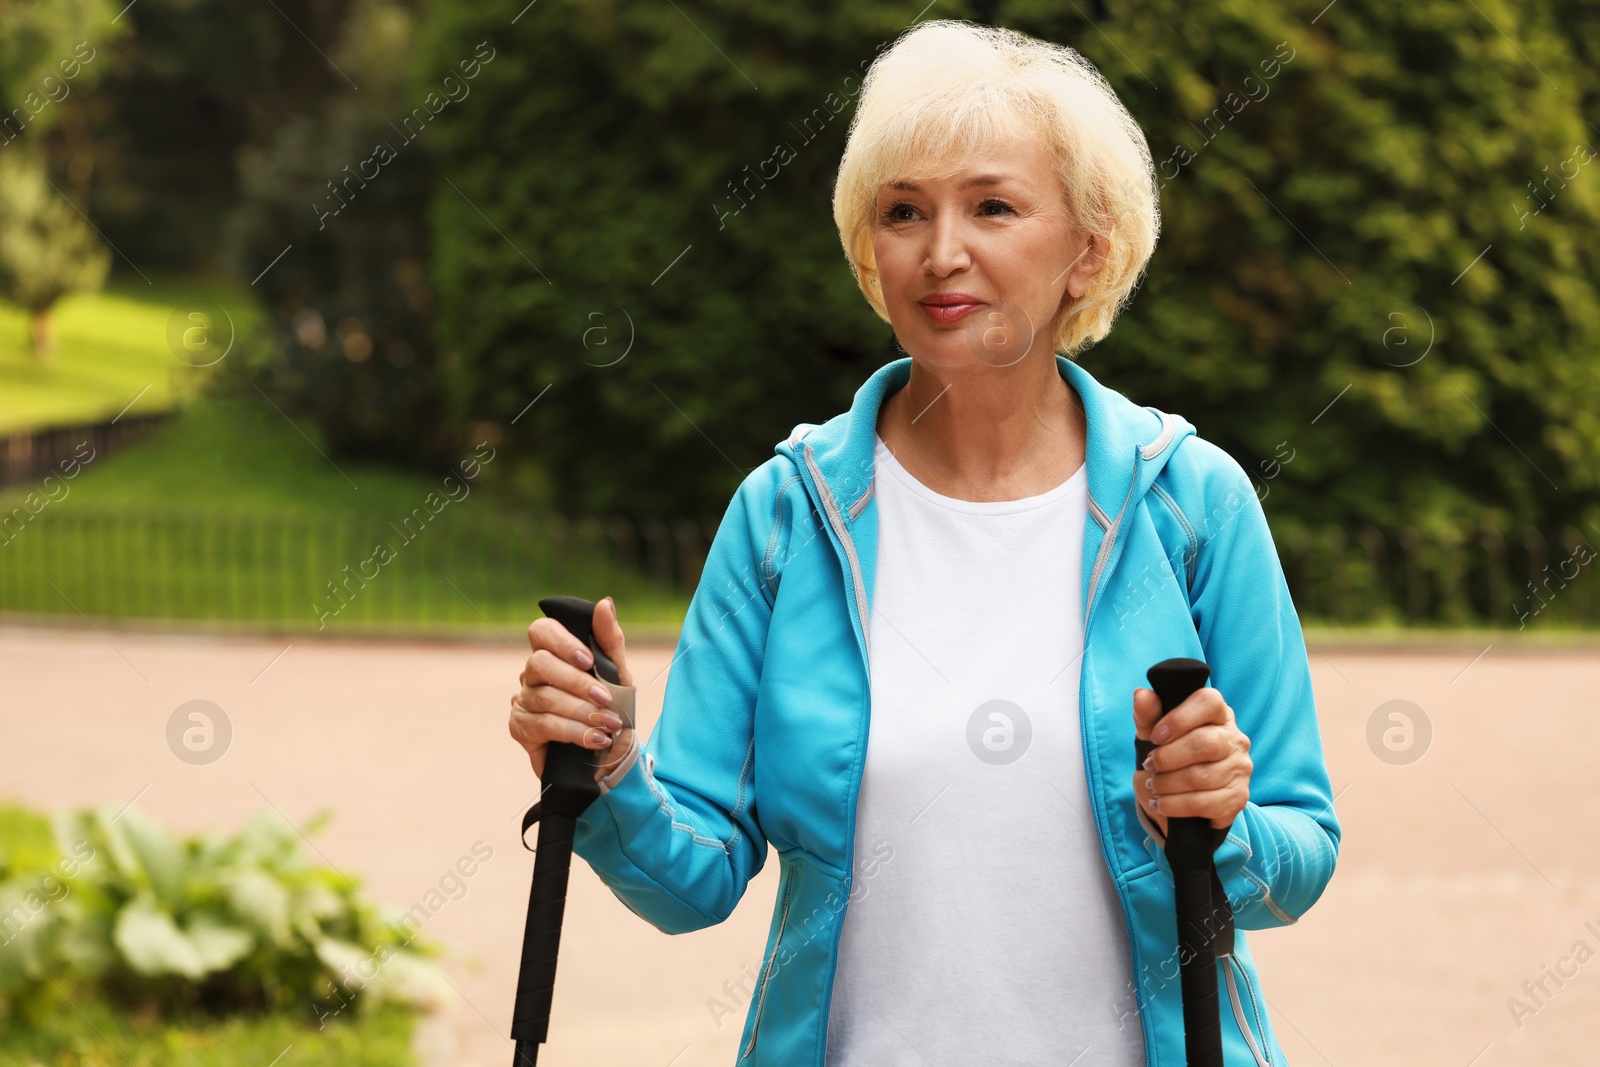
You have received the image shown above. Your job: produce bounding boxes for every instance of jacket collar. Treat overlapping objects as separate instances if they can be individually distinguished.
[775,355,1196,626]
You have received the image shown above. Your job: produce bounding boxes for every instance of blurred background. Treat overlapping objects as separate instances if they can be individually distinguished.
[1,0,1597,1064]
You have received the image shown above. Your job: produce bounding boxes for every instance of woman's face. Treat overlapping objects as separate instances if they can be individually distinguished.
[871,133,1104,370]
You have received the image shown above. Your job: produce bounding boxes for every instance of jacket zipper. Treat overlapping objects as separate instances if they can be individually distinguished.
[798,442,874,1067]
[799,437,1159,1063]
[1225,956,1273,1067]
[790,411,1181,1064]
[804,444,871,661]
[1086,444,1143,620]
[1080,444,1154,1064]
[743,867,796,1060]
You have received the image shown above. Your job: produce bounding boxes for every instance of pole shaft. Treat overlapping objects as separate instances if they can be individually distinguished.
[510,812,577,1043]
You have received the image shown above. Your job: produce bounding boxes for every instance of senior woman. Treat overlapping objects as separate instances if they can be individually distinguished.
[509,19,1339,1067]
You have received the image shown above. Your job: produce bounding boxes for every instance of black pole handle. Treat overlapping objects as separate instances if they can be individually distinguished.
[535,596,620,815]
[1144,657,1224,1067]
[509,596,619,1066]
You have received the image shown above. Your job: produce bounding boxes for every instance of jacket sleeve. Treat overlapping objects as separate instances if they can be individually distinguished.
[1137,445,1342,930]
[568,458,793,934]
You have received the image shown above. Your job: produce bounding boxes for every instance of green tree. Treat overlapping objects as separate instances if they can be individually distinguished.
[0,0,122,358]
[421,0,925,519]
[224,0,451,465]
[429,0,1599,543]
[0,0,120,143]
[84,0,354,274]
[1003,0,1600,539]
[0,147,110,357]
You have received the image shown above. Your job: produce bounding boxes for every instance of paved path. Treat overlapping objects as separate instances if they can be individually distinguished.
[2,625,1594,1066]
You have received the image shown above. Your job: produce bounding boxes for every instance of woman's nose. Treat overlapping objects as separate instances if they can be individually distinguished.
[923,211,973,276]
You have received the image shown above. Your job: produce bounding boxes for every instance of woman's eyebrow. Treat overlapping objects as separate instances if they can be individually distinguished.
[886,173,1019,192]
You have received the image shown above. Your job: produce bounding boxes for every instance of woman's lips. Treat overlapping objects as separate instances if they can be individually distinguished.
[918,298,985,324]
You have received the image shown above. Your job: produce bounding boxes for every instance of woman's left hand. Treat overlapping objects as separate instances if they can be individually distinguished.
[1131,686,1252,835]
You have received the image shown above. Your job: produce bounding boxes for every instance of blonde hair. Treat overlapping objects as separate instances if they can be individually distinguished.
[832,20,1160,355]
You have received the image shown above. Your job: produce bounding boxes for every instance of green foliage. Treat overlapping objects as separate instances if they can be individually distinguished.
[999,0,1600,538]
[83,0,341,274]
[225,0,452,466]
[0,0,122,138]
[0,807,56,881]
[424,0,1599,535]
[0,802,449,1027]
[0,147,111,353]
[0,0,123,355]
[9,0,1596,540]
[421,0,927,519]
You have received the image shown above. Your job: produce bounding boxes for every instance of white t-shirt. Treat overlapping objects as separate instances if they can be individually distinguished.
[823,433,1143,1067]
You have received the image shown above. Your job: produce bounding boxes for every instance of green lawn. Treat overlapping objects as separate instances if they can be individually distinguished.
[19,395,470,517]
[0,999,418,1067]
[0,272,697,634]
[0,278,263,436]
[0,390,697,635]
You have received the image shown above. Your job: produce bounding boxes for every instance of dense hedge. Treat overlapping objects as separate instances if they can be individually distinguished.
[418,1,914,517]
[1006,0,1600,538]
[416,0,1600,535]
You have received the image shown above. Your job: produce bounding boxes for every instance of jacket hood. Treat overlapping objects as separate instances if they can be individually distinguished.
[774,355,1197,625]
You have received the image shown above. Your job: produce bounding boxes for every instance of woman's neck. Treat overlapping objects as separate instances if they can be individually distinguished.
[876,351,1087,502]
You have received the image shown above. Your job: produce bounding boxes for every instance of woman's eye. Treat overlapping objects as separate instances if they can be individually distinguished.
[879,199,1013,222]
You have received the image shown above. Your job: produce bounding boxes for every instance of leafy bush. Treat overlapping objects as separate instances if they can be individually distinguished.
[224,0,453,468]
[421,0,901,520]
[424,0,1600,537]
[1004,0,1600,538]
[0,803,449,1027]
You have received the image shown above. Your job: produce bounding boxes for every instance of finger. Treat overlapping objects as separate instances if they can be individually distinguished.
[1131,687,1162,740]
[1149,752,1252,795]
[1130,771,1168,837]
[510,694,615,749]
[1148,687,1231,744]
[517,683,622,732]
[1145,723,1240,772]
[527,616,595,673]
[1143,784,1247,829]
[522,649,617,710]
[592,596,634,687]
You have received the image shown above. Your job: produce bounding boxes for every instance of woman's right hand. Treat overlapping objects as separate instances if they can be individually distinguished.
[509,596,635,781]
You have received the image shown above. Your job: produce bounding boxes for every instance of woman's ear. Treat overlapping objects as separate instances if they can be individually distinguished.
[1063,231,1109,300]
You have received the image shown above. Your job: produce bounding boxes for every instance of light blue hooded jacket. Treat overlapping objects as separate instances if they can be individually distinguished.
[572,354,1341,1066]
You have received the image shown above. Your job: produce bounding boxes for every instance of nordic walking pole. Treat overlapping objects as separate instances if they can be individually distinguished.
[510,596,614,1066]
[1140,657,1225,1067]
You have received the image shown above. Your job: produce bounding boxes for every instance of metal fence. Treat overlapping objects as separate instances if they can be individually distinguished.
[1275,522,1596,629]
[0,505,1593,631]
[0,507,717,631]
[1,415,169,488]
